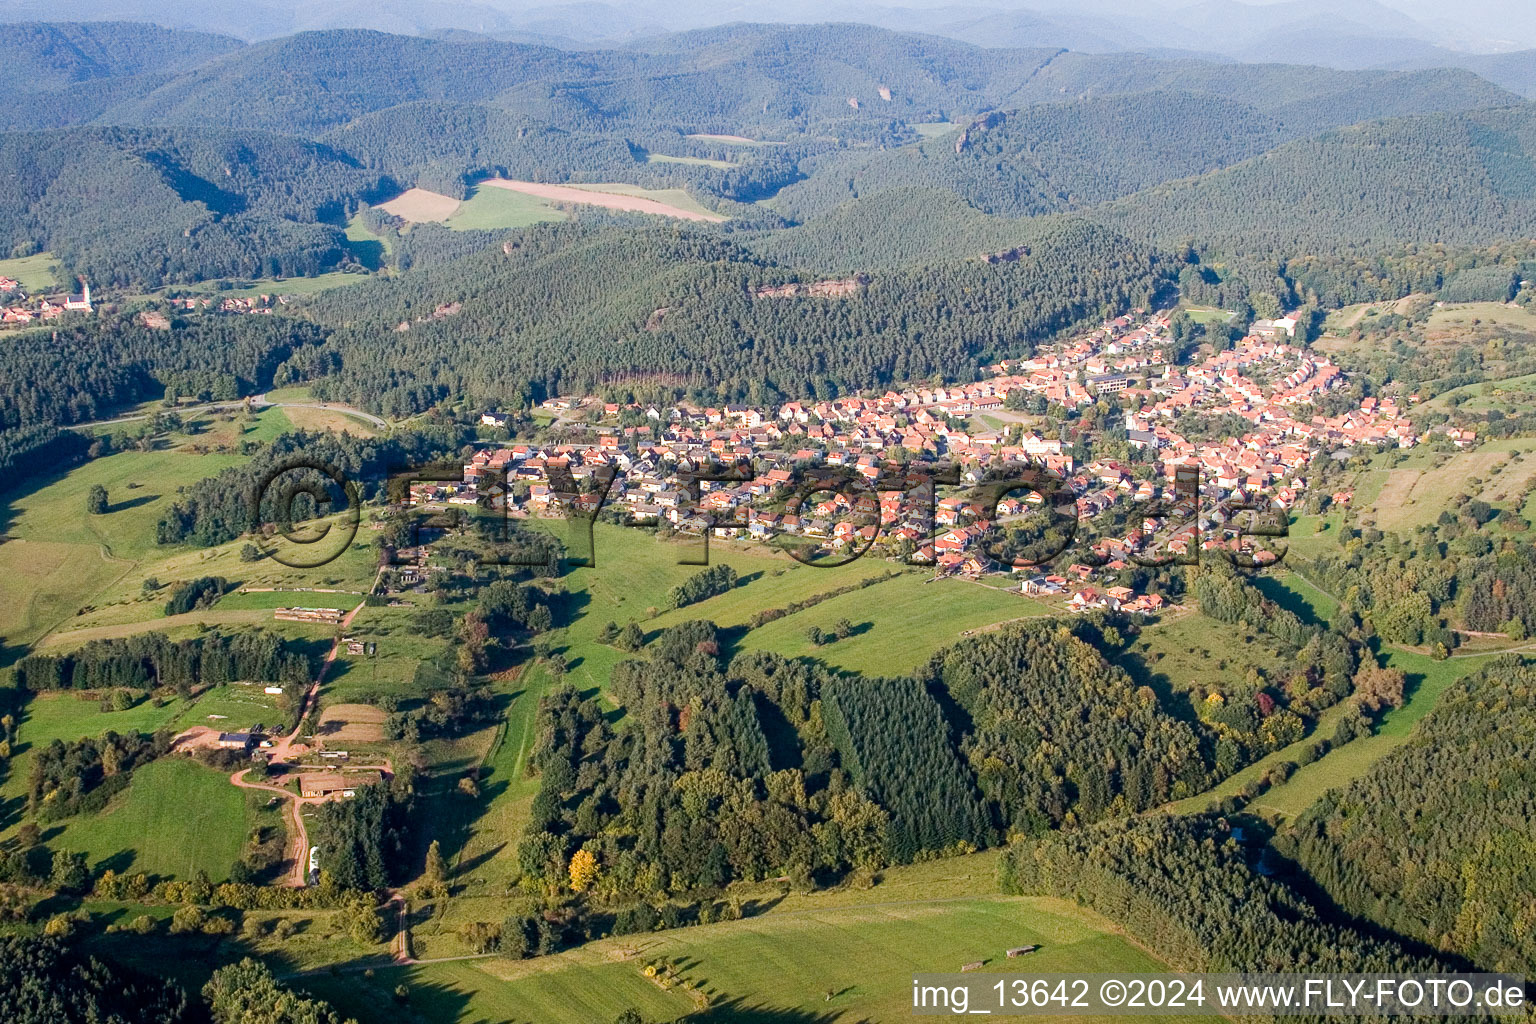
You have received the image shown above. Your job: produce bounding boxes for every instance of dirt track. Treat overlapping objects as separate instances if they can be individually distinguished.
[189,599,369,887]
[231,767,314,887]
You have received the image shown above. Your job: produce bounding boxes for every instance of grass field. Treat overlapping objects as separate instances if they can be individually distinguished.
[1247,647,1493,820]
[1421,370,1536,414]
[1355,438,1536,532]
[1181,305,1235,325]
[911,121,960,139]
[169,683,284,732]
[0,449,243,649]
[344,214,391,270]
[0,251,60,290]
[1119,609,1284,698]
[306,888,1187,1024]
[1253,571,1339,627]
[163,272,370,299]
[1,444,383,654]
[736,574,1045,675]
[1424,300,1536,334]
[444,181,568,231]
[278,405,381,436]
[684,133,778,146]
[563,182,723,220]
[470,179,725,222]
[0,692,190,838]
[2,448,243,562]
[42,757,261,881]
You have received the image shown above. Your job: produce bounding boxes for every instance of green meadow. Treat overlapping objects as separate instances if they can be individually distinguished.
[40,757,262,881]
[0,692,191,842]
[305,890,1190,1024]
[1248,647,1493,820]
[645,152,739,169]
[0,251,60,290]
[444,183,567,230]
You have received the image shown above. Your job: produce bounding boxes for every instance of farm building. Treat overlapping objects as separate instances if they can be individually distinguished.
[300,771,383,799]
[215,732,254,751]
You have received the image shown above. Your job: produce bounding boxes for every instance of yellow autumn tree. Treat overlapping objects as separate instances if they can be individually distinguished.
[568,848,599,892]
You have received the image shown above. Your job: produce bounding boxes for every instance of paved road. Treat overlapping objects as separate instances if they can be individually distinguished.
[68,393,387,430]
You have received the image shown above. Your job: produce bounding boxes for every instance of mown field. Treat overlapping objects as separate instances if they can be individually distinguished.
[307,886,1189,1024]
[1253,570,1339,626]
[645,152,738,169]
[0,692,189,837]
[1119,608,1284,697]
[1,447,245,651]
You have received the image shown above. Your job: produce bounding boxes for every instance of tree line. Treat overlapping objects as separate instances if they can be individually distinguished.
[13,630,312,695]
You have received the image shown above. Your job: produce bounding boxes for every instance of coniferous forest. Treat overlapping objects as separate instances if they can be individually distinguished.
[5,16,1536,1020]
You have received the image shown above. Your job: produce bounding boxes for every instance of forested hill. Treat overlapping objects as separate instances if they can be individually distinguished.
[0,21,242,93]
[300,219,1171,413]
[319,102,803,202]
[1276,656,1536,975]
[96,30,611,136]
[3,20,1532,293]
[1014,52,1517,136]
[746,188,1091,272]
[769,95,1289,222]
[0,127,387,287]
[0,22,1519,139]
[1092,103,1536,258]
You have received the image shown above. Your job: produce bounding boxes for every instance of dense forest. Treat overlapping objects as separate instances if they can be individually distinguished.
[304,219,1172,411]
[0,934,195,1024]
[1096,105,1536,262]
[0,19,1527,296]
[1276,656,1536,975]
[769,95,1290,222]
[0,126,387,287]
[0,314,327,430]
[511,614,1352,906]
[1000,814,1453,990]
[0,21,241,95]
[6,22,1511,140]
[324,102,807,203]
[316,777,416,891]
[516,624,874,895]
[928,620,1215,832]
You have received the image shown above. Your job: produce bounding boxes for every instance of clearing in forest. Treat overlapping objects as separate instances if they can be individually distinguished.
[480,179,727,222]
